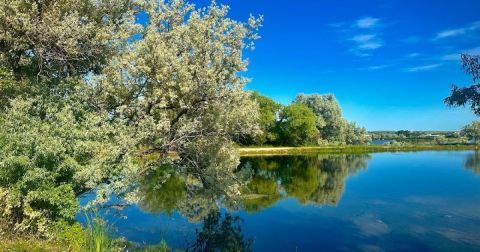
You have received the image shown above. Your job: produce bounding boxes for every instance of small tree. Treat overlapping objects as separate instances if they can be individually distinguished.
[435,135,448,145]
[345,122,371,145]
[461,121,480,144]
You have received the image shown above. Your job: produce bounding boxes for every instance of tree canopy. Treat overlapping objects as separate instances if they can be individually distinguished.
[294,93,346,143]
[445,54,480,115]
[345,122,371,145]
[236,92,371,147]
[0,0,262,236]
[242,92,281,145]
[276,103,320,146]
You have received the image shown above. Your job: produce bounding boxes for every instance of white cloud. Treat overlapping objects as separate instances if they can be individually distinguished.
[331,16,384,57]
[437,29,467,38]
[356,17,380,29]
[441,47,480,61]
[352,34,376,43]
[359,42,383,50]
[363,65,390,70]
[404,64,442,72]
[350,34,384,52]
[435,21,480,39]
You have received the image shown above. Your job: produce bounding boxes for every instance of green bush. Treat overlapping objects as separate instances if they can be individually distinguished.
[0,98,136,235]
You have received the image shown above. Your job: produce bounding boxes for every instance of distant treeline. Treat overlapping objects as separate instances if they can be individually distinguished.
[370,121,480,145]
[369,130,471,145]
[236,92,371,146]
[370,130,461,140]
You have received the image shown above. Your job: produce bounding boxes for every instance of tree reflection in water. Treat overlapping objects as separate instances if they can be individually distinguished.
[465,151,480,175]
[240,154,371,211]
[135,154,371,249]
[187,211,253,252]
[138,165,224,222]
[138,154,371,217]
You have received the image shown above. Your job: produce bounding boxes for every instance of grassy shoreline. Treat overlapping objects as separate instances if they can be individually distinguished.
[238,144,479,156]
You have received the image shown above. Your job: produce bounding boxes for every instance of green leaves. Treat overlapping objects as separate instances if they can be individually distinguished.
[277,103,319,146]
[0,97,137,234]
[295,93,347,143]
[345,122,371,145]
[444,54,480,115]
[0,0,261,236]
[248,92,281,145]
[0,0,138,82]
[461,121,480,143]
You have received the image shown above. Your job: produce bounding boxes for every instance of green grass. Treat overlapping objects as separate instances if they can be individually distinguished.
[238,144,479,156]
[0,219,172,252]
[136,240,169,252]
[0,238,67,252]
[84,214,114,252]
[1,215,116,252]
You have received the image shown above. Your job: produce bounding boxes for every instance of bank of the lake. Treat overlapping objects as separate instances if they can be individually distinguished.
[238,144,479,156]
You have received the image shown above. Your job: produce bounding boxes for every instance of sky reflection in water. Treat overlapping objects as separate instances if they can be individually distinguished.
[92,151,480,252]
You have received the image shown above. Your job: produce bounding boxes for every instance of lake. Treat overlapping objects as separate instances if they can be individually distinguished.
[84,151,480,251]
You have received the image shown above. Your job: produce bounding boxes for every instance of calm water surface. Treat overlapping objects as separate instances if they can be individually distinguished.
[89,151,480,251]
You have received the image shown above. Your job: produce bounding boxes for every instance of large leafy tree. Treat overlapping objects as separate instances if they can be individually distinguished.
[0,98,137,234]
[294,93,370,145]
[0,0,262,235]
[239,92,281,145]
[445,54,480,115]
[0,0,136,83]
[276,103,319,146]
[93,0,262,197]
[294,93,346,143]
[0,0,139,235]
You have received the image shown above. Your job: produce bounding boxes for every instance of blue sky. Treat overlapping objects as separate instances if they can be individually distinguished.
[192,0,480,131]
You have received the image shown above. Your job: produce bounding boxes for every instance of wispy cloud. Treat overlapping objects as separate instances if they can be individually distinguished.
[435,21,480,39]
[356,17,380,29]
[330,16,384,57]
[350,17,384,56]
[352,34,376,42]
[404,64,442,72]
[351,34,384,51]
[441,47,480,61]
[407,53,421,58]
[363,64,391,71]
[359,42,383,50]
